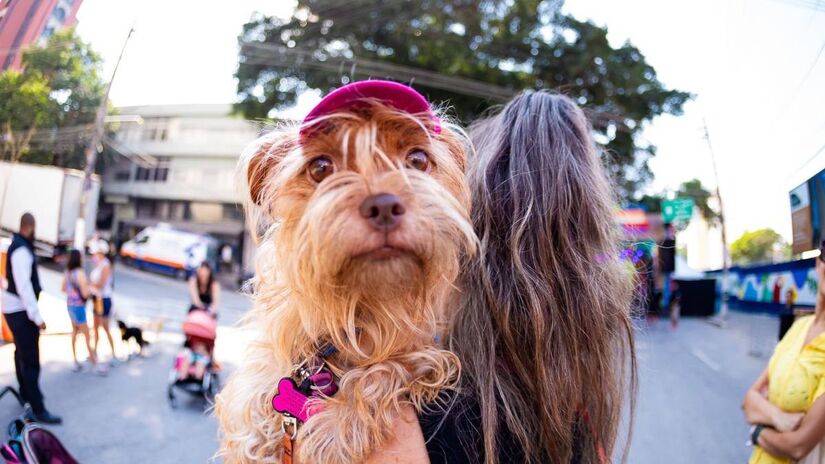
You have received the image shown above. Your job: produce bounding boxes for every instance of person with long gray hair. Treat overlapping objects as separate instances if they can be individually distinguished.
[365,91,637,464]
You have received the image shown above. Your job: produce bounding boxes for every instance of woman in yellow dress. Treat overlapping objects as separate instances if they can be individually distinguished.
[743,242,825,463]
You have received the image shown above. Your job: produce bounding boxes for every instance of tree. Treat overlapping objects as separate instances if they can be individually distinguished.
[234,0,691,200]
[673,178,720,225]
[636,193,663,213]
[0,71,53,162]
[0,28,105,168]
[731,228,783,265]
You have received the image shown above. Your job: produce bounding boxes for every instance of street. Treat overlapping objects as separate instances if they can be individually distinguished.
[1,265,779,463]
[628,311,774,463]
[0,264,252,463]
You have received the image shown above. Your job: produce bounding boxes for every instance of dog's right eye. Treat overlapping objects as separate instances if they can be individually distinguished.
[308,156,335,183]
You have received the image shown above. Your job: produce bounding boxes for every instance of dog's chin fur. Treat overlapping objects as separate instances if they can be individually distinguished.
[215,102,475,464]
[342,252,423,292]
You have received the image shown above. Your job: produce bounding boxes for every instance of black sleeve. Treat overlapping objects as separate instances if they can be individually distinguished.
[419,393,482,464]
[419,392,584,464]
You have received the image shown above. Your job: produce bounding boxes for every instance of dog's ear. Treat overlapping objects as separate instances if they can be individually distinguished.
[244,130,299,206]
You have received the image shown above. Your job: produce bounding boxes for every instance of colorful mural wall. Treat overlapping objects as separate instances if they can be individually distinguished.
[709,258,818,309]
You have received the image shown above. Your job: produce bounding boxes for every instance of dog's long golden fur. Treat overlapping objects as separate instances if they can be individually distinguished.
[216,102,475,463]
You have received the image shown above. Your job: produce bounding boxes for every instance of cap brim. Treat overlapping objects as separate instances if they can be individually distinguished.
[300,80,441,136]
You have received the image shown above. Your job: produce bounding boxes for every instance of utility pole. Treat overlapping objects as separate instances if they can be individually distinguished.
[75,25,134,250]
[704,118,730,326]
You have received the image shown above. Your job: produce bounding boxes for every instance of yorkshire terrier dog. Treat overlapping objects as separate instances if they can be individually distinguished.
[216,81,475,463]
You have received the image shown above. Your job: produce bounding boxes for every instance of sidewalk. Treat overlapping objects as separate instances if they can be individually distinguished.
[0,324,250,463]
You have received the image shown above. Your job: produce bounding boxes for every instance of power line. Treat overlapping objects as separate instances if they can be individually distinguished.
[76,24,134,248]
[787,140,825,182]
[770,0,825,10]
[241,42,517,101]
[241,41,633,130]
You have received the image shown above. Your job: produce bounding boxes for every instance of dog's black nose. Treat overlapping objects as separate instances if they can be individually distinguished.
[359,193,405,231]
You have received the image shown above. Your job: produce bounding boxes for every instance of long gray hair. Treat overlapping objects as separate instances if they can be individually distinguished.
[451,90,636,463]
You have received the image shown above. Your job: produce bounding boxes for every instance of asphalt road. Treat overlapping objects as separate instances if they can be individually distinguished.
[627,311,774,463]
[0,264,782,463]
[0,264,252,464]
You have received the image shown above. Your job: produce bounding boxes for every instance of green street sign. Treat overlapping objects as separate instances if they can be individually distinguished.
[661,198,695,223]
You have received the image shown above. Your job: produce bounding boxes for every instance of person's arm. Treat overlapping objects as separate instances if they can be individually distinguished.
[97,262,111,293]
[89,265,100,293]
[757,394,825,460]
[76,272,90,300]
[9,248,43,327]
[364,405,429,464]
[61,274,67,294]
[188,277,203,307]
[742,368,804,432]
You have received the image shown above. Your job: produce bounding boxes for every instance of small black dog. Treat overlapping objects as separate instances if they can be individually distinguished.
[117,320,149,356]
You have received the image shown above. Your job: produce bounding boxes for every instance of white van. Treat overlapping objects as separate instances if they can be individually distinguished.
[120,224,218,279]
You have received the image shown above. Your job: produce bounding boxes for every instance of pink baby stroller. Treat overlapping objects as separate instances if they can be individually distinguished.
[1,387,78,464]
[167,310,220,410]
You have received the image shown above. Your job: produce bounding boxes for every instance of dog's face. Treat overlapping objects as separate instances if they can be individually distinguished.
[244,102,474,346]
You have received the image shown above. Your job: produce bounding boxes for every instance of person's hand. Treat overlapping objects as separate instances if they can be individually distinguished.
[37,322,46,332]
[773,411,805,432]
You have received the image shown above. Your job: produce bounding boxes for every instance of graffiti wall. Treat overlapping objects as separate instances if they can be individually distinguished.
[710,258,818,309]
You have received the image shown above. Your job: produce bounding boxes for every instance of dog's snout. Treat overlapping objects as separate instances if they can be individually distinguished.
[359,193,405,231]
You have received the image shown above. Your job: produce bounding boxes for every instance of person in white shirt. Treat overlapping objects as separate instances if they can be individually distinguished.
[89,239,118,363]
[2,213,61,424]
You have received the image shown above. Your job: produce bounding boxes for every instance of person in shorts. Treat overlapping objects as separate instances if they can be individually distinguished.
[89,240,118,364]
[62,250,105,375]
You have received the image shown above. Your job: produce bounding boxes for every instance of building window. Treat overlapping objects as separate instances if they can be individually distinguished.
[169,201,189,221]
[134,199,190,221]
[135,198,156,218]
[135,166,151,181]
[154,164,168,182]
[134,157,170,182]
[223,204,243,221]
[51,6,66,22]
[114,170,131,181]
[143,118,170,141]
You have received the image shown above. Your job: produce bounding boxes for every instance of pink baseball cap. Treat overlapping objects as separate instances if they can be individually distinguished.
[300,80,441,137]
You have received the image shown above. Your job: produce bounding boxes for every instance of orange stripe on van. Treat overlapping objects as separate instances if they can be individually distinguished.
[120,250,136,258]
[120,250,184,269]
[141,255,185,269]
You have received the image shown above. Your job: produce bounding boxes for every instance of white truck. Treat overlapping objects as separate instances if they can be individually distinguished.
[0,161,100,257]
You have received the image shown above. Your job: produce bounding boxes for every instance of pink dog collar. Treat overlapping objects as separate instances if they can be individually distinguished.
[300,80,442,137]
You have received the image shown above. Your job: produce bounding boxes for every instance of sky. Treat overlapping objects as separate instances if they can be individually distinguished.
[74,0,825,242]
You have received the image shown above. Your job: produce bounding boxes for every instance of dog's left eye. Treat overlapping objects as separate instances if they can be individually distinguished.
[405,150,430,172]
[308,156,335,183]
